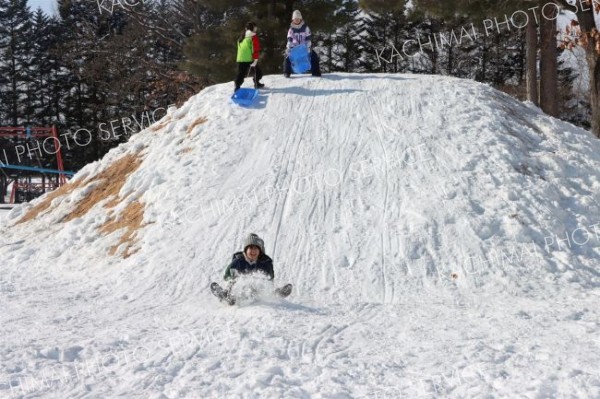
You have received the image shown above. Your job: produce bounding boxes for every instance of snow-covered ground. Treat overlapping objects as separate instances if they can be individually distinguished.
[0,211,9,225]
[1,74,599,398]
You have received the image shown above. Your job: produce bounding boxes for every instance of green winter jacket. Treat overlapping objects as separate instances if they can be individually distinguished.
[237,36,253,63]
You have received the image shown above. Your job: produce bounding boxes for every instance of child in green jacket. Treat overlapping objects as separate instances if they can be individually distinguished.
[235,22,264,92]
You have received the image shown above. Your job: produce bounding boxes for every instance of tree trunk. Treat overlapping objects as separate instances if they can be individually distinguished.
[539,5,558,117]
[327,43,332,72]
[10,35,19,126]
[573,1,600,137]
[447,41,453,75]
[586,49,600,137]
[551,0,600,135]
[526,9,538,106]
[480,38,487,82]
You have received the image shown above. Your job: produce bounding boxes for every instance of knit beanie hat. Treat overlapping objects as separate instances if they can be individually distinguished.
[244,233,265,254]
[292,10,302,20]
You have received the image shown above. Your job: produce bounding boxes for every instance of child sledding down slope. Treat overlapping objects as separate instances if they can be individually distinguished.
[210,233,292,305]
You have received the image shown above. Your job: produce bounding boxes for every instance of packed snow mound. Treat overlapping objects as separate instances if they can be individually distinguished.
[3,73,600,302]
[2,74,600,399]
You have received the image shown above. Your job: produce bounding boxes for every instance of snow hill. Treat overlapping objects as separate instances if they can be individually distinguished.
[1,74,600,398]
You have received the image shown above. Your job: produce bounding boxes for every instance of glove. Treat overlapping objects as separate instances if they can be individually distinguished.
[307,44,311,53]
[251,59,258,67]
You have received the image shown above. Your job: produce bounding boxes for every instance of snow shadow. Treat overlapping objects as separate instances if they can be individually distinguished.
[265,86,363,97]
[322,74,411,82]
[250,94,269,109]
[251,299,326,315]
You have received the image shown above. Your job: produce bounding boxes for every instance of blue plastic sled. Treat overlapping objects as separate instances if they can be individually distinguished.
[231,88,258,106]
[289,44,311,74]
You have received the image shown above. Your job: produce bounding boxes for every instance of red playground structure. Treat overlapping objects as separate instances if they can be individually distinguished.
[0,126,73,204]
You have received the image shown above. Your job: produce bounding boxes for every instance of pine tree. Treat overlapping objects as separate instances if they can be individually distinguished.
[0,0,33,126]
[41,18,61,125]
[325,0,363,72]
[27,8,54,125]
[360,0,409,73]
[404,15,444,74]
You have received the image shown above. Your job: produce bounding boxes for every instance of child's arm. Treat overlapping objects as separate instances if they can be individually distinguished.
[266,260,274,280]
[223,256,237,280]
[286,28,294,49]
[252,35,260,60]
[223,263,233,280]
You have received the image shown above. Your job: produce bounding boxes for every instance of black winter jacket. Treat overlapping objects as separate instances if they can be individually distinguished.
[223,252,274,281]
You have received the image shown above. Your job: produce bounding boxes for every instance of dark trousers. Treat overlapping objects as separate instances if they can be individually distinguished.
[284,50,321,76]
[235,63,263,89]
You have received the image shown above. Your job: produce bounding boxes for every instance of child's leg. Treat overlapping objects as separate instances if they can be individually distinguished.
[310,50,321,76]
[253,65,264,87]
[283,57,292,76]
[235,62,251,89]
[226,279,237,292]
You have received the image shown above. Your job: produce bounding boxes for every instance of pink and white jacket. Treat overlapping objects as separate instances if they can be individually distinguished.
[287,22,312,50]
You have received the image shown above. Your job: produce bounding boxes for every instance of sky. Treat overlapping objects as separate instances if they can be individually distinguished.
[28,0,57,15]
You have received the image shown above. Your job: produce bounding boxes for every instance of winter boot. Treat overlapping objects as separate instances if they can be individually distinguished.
[211,282,236,305]
[274,283,293,298]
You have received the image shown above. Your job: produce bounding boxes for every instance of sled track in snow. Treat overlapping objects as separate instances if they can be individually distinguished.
[272,78,320,258]
[365,81,392,304]
[281,302,381,367]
